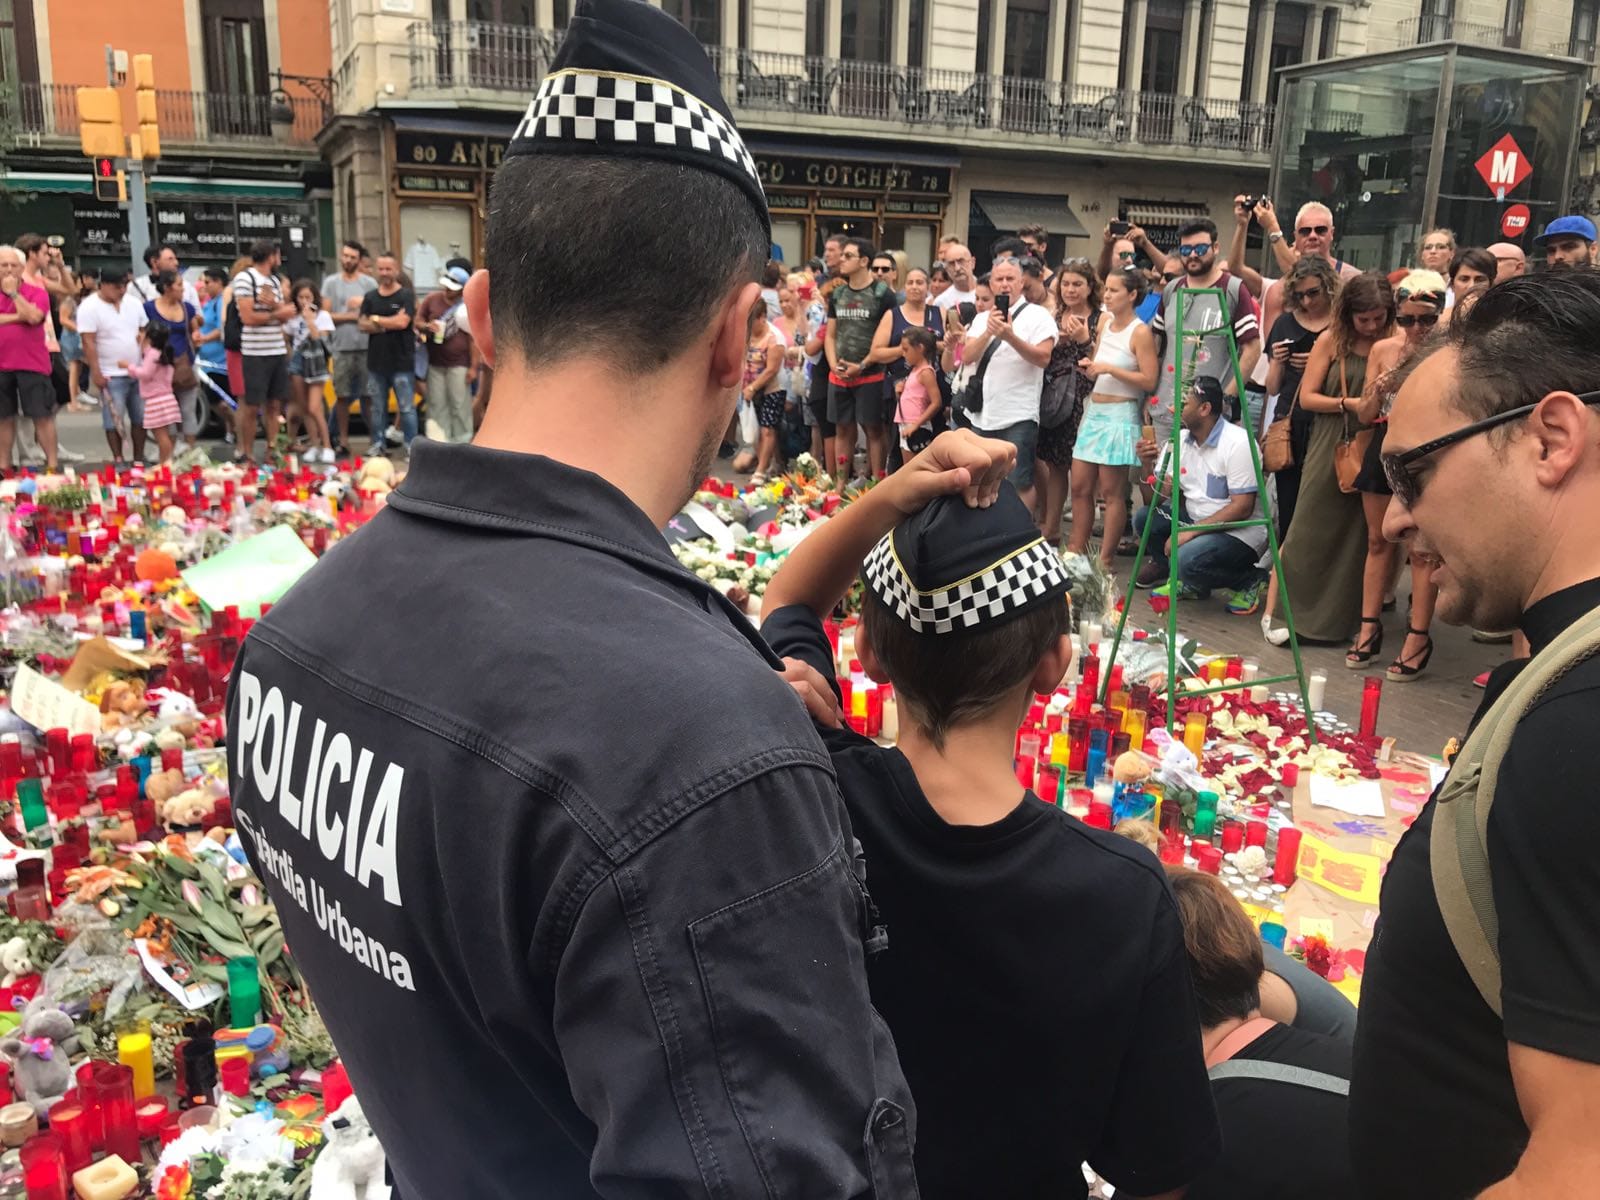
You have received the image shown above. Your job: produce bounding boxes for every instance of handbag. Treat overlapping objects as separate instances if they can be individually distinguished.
[1332,356,1372,494]
[171,357,199,391]
[1262,395,1296,472]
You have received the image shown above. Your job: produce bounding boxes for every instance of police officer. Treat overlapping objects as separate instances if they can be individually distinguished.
[225,0,916,1194]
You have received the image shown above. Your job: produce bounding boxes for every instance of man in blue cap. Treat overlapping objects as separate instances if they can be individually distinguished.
[1534,215,1596,270]
[226,0,918,1195]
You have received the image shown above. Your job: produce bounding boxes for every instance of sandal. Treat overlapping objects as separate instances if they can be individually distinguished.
[1387,629,1435,682]
[1346,617,1384,668]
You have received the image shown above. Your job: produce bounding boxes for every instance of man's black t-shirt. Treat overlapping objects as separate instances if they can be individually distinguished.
[361,286,416,376]
[762,604,1221,1200]
[1352,578,1600,1198]
[1189,1024,1354,1200]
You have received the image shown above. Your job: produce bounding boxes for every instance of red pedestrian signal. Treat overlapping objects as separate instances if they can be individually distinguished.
[92,158,125,202]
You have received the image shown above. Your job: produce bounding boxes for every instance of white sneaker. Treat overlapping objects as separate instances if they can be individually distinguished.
[57,446,85,463]
[384,426,404,446]
[367,441,385,458]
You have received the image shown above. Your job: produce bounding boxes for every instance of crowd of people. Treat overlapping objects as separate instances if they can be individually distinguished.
[732,201,1598,690]
[0,233,486,471]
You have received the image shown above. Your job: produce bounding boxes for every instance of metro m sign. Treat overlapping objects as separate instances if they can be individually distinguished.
[1476,134,1533,201]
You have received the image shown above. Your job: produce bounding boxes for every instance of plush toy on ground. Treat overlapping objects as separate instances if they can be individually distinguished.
[310,1095,391,1200]
[0,1004,77,1117]
[0,937,33,988]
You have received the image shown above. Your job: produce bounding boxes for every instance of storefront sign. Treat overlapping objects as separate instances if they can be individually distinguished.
[72,200,130,258]
[397,173,476,194]
[816,195,881,213]
[154,203,240,257]
[885,198,944,216]
[1475,133,1532,201]
[755,153,951,196]
[765,192,812,211]
[396,130,509,170]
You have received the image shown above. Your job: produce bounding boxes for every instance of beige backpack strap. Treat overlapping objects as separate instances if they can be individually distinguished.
[1431,605,1600,1018]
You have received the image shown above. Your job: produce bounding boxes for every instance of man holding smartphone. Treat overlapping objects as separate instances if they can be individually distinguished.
[958,257,1057,508]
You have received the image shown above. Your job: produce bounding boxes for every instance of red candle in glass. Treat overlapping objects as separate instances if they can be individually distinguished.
[1273,827,1303,887]
[1036,767,1060,805]
[1067,718,1090,774]
[44,729,69,777]
[158,1113,183,1147]
[20,1132,67,1200]
[1245,819,1269,848]
[1359,676,1382,740]
[1085,801,1112,830]
[135,1096,170,1138]
[321,1062,353,1116]
[90,1062,138,1163]
[1080,653,1100,701]
[1160,832,1186,864]
[1220,820,1245,854]
[45,1101,90,1173]
[1014,756,1036,789]
[220,1056,251,1098]
[1196,845,1224,875]
[1043,712,1062,735]
[1105,664,1125,695]
[1280,762,1300,787]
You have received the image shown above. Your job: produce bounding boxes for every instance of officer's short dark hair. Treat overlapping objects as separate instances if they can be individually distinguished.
[860,588,1070,750]
[486,155,766,370]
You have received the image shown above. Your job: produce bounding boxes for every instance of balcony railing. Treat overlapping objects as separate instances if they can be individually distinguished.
[1550,36,1598,61]
[3,83,324,149]
[405,21,1275,156]
[1396,16,1513,47]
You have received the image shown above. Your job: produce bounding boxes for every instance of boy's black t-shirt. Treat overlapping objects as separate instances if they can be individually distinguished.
[1187,1024,1355,1200]
[762,604,1221,1200]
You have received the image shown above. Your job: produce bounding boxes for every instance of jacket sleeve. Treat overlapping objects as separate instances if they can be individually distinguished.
[551,760,918,1199]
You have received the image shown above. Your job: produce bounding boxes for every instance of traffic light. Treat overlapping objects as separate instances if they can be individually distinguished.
[76,86,124,158]
[133,53,159,161]
[91,157,126,202]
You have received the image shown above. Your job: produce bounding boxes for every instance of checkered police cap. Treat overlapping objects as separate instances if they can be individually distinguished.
[506,0,770,235]
[861,485,1072,636]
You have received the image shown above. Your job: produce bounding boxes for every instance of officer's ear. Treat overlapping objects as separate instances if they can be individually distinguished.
[709,283,763,392]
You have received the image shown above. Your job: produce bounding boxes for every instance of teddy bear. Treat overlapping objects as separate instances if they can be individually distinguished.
[355,457,395,497]
[99,680,148,729]
[0,1004,77,1117]
[159,787,216,831]
[0,938,32,988]
[144,767,186,812]
[310,1095,391,1200]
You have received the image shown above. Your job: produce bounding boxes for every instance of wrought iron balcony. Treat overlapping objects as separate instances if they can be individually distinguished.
[2,83,325,150]
[1396,16,1515,47]
[405,21,1276,158]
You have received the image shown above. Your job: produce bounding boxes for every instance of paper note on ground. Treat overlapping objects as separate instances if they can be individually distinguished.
[9,663,101,736]
[180,524,318,619]
[1308,772,1387,818]
[134,938,225,1011]
[1297,834,1385,906]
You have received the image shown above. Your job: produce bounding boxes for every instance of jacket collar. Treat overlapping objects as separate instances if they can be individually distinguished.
[386,441,782,665]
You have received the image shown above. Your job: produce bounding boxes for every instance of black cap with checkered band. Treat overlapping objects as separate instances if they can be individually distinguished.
[506,0,769,236]
[861,483,1072,636]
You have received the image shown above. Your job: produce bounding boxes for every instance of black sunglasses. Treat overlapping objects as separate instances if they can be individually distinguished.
[1394,313,1440,328]
[870,264,894,273]
[1298,224,1330,237]
[1162,271,1182,281]
[1381,390,1600,507]
[1293,285,1324,300]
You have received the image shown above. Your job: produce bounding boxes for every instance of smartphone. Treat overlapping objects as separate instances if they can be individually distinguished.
[994,293,1011,317]
[957,301,977,326]
[1110,220,1131,237]
[1141,424,1157,443]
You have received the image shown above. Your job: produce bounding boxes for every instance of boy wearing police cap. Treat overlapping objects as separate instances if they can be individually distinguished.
[228,1,916,1196]
[763,430,1220,1200]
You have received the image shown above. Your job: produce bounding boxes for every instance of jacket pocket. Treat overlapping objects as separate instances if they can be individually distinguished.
[689,839,914,1198]
[863,1098,921,1199]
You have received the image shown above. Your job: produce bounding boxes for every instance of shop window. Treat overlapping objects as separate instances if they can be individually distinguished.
[399,203,473,296]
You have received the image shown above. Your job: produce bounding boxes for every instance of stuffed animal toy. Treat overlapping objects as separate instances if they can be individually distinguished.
[0,1005,76,1117]
[0,938,32,988]
[159,787,216,831]
[143,768,186,813]
[310,1096,391,1200]
[99,681,149,730]
[1112,751,1154,788]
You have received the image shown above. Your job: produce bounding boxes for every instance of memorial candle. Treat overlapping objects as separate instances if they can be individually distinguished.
[45,1102,90,1173]
[19,1132,66,1200]
[89,1063,137,1163]
[116,1022,155,1099]
[1306,673,1327,712]
[1245,819,1268,848]
[1273,827,1303,887]
[1183,711,1208,758]
[1122,707,1147,750]
[1359,676,1383,740]
[1220,820,1245,854]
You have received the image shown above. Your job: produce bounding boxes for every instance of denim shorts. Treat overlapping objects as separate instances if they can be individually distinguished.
[977,418,1039,490]
[100,376,144,432]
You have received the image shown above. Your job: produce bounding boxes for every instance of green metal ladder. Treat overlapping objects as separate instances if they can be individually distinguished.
[1099,286,1318,743]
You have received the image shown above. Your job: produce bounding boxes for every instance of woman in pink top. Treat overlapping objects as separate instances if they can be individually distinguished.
[0,245,57,472]
[894,326,941,457]
[121,323,180,464]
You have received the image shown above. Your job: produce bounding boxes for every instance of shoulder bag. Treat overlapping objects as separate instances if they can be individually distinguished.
[1332,355,1372,494]
[952,302,1026,419]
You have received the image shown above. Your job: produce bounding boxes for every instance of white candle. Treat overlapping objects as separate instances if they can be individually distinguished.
[1307,673,1327,712]
[1082,621,1102,653]
[1241,658,1260,682]
[1250,684,1269,703]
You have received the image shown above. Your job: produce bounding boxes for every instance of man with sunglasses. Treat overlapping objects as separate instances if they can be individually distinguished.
[1252,201,1362,368]
[825,236,898,482]
[1017,223,1055,292]
[1351,271,1600,1199]
[1149,219,1260,448]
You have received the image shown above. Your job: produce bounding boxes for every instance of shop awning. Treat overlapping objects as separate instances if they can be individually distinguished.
[1121,200,1210,228]
[386,113,521,139]
[970,192,1088,239]
[0,172,306,199]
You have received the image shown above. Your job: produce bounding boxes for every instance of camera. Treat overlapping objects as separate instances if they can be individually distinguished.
[1109,220,1131,237]
[957,301,977,326]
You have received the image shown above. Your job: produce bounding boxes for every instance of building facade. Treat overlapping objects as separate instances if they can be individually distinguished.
[0,0,335,278]
[312,0,1596,285]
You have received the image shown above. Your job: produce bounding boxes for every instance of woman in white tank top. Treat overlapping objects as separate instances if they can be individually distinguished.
[1065,268,1159,570]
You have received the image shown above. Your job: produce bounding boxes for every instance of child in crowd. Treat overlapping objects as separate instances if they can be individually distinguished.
[761,429,1219,1200]
[893,326,941,457]
[122,324,178,465]
[743,300,784,486]
[286,281,336,464]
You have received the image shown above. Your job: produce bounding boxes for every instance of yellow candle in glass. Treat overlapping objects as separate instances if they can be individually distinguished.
[1183,711,1208,757]
[1124,707,1147,749]
[1050,731,1071,767]
[117,1030,155,1100]
[1207,658,1228,682]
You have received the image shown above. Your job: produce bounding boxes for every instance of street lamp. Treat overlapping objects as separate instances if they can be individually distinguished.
[268,70,336,138]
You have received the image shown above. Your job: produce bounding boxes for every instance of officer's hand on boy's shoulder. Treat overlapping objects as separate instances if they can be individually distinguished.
[779,657,843,728]
[891,430,1017,514]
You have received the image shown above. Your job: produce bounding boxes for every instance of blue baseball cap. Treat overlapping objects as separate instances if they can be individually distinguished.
[437,265,470,291]
[1534,215,1597,245]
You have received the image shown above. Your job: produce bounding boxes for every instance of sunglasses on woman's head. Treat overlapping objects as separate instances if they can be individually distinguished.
[1381,390,1600,507]
[1394,313,1440,328]
[1298,225,1330,237]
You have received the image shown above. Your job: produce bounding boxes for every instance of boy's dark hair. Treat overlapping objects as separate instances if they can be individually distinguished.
[1017,222,1047,246]
[990,235,1028,261]
[1176,218,1219,242]
[900,325,936,359]
[143,245,161,267]
[1165,866,1263,1028]
[860,589,1069,750]
[843,236,876,264]
[486,155,766,370]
